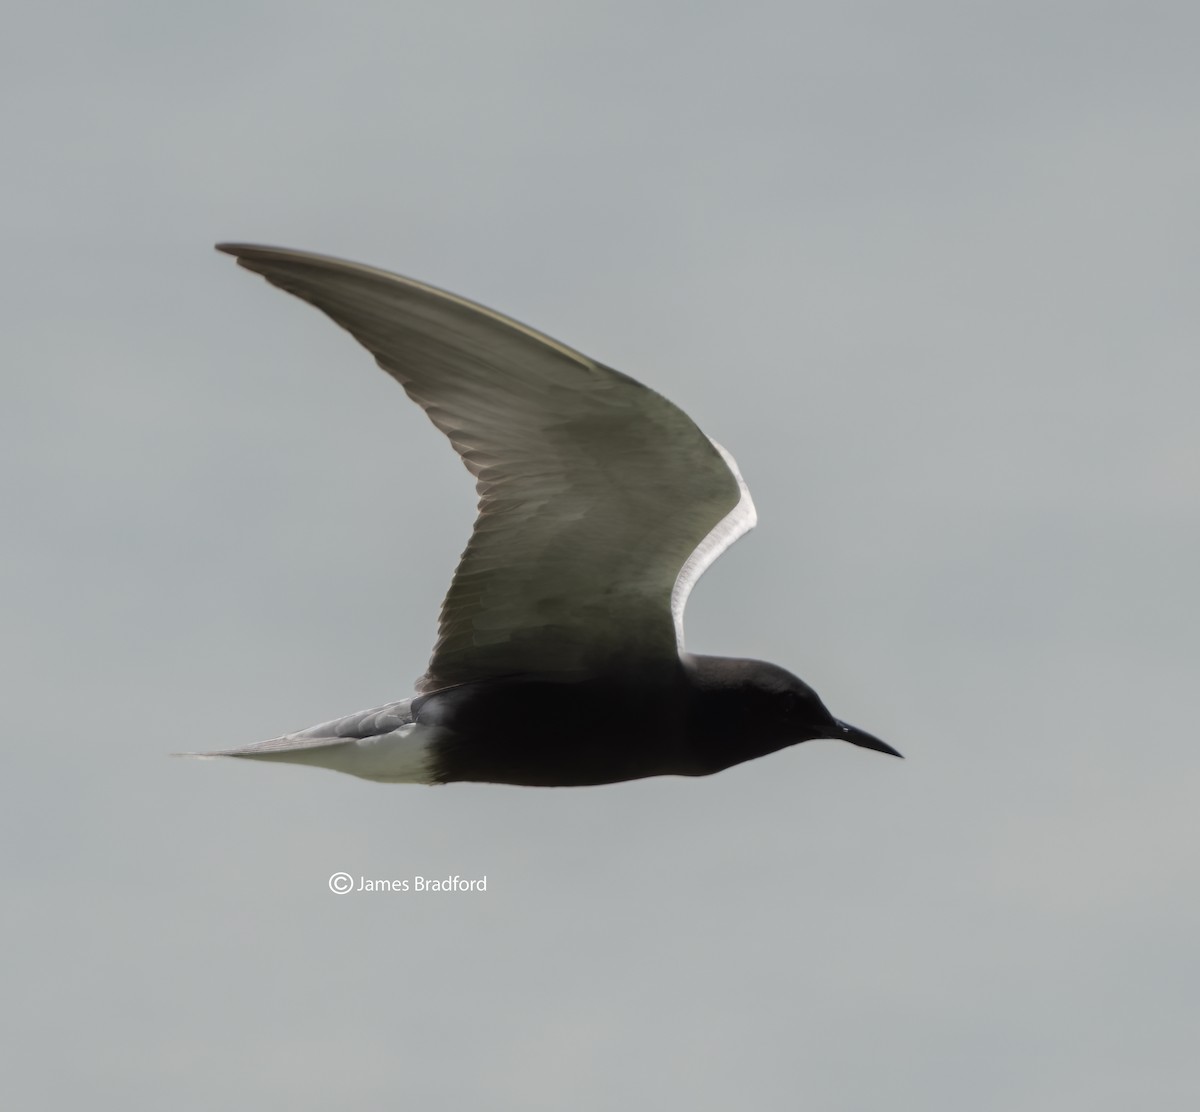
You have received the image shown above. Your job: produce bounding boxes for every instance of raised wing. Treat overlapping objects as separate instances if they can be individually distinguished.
[218,245,756,692]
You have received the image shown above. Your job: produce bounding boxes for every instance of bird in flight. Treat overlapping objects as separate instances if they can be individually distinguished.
[195,244,900,786]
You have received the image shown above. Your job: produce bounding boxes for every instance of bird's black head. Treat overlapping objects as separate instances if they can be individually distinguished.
[683,655,901,774]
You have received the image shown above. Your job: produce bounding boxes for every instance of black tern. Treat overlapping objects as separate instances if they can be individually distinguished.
[196,244,900,786]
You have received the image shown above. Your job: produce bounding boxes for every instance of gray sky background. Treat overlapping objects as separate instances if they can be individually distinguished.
[4,2,1198,1108]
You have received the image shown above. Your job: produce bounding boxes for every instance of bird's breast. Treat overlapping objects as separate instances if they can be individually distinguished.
[416,674,692,786]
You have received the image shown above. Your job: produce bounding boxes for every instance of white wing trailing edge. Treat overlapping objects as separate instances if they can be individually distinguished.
[670,440,757,651]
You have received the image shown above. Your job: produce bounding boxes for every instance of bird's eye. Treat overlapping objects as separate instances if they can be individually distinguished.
[781,691,799,715]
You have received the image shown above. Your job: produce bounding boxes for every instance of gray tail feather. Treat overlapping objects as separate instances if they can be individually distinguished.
[173,735,357,759]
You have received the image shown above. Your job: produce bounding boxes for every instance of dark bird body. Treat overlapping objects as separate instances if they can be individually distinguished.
[424,657,894,786]
[193,244,900,786]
